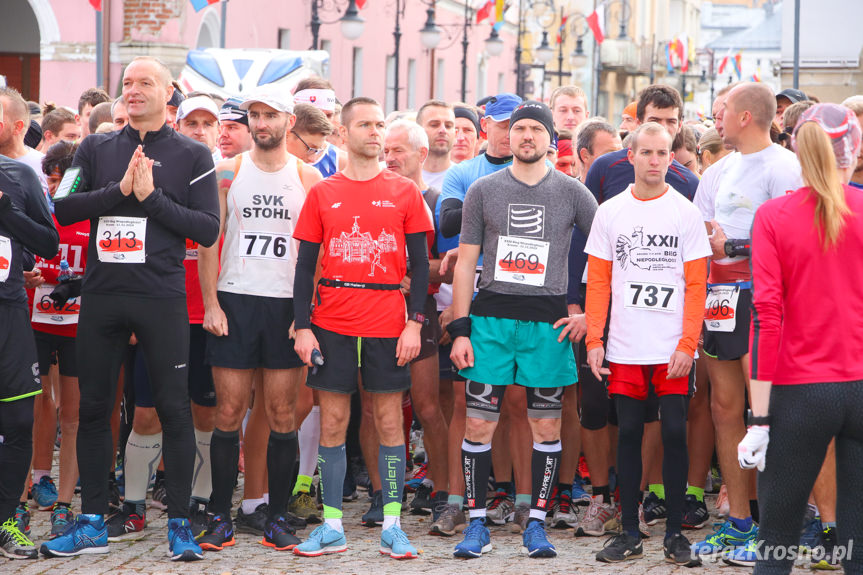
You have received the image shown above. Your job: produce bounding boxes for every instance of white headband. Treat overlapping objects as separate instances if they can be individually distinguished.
[294,89,336,113]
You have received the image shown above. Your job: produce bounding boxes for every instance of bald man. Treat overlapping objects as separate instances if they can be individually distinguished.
[691,82,803,560]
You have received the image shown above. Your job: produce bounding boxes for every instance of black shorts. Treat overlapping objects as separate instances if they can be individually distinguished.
[206,291,304,370]
[465,381,564,421]
[132,325,216,408]
[413,294,441,363]
[703,287,752,361]
[0,304,41,401]
[306,324,411,395]
[438,343,467,382]
[34,330,78,378]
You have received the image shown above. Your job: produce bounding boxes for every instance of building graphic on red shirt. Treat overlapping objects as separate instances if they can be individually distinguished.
[329,216,398,276]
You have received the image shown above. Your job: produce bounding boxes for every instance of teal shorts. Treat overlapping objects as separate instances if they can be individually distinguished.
[459,315,578,388]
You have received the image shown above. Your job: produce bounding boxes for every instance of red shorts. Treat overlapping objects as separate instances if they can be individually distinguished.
[607,363,690,400]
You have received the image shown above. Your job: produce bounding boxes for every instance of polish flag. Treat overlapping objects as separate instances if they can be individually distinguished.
[89,0,101,9]
[586,8,604,45]
[717,48,732,75]
[356,0,368,8]
[476,0,494,24]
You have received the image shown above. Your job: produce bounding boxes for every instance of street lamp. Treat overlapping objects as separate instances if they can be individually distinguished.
[570,37,589,69]
[340,0,365,41]
[535,31,555,64]
[485,26,505,57]
[420,6,442,50]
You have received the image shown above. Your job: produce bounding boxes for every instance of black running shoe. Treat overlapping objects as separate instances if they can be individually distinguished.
[261,516,300,551]
[596,532,644,563]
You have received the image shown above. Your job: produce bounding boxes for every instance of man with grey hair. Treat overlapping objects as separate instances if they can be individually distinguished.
[692,82,803,561]
[381,119,457,527]
[575,119,621,182]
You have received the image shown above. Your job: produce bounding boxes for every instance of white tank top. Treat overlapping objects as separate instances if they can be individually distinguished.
[218,152,306,298]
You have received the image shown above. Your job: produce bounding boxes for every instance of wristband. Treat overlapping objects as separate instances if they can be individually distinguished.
[746,409,771,426]
[724,238,751,258]
[446,317,471,339]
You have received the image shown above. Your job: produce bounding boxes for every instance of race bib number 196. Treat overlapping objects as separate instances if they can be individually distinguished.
[97,216,146,263]
[624,281,678,312]
[0,235,11,283]
[494,236,549,287]
[704,284,740,332]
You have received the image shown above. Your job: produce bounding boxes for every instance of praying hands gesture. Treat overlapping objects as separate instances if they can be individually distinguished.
[119,146,156,201]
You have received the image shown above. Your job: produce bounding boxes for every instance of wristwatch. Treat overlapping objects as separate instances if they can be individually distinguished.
[409,312,426,325]
[746,409,771,426]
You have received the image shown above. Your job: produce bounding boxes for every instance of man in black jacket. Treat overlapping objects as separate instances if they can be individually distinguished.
[42,56,219,562]
[0,124,59,559]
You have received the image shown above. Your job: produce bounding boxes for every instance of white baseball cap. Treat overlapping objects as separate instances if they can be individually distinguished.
[240,88,295,114]
[176,95,219,122]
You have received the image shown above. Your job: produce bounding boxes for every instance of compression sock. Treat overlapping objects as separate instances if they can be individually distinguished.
[318,444,346,526]
[209,428,239,516]
[659,394,688,535]
[190,428,212,504]
[530,441,561,522]
[462,439,492,519]
[294,406,320,495]
[379,444,406,530]
[124,431,163,505]
[267,431,298,519]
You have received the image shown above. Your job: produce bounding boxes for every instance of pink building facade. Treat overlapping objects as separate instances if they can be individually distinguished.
[4,0,519,111]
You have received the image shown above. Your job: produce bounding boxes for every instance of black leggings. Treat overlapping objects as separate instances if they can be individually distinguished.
[616,393,689,536]
[76,294,194,518]
[0,396,34,522]
[754,381,863,575]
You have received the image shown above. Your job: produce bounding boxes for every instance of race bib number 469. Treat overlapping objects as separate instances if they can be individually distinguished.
[240,231,292,261]
[97,216,146,263]
[624,281,678,312]
[494,236,549,287]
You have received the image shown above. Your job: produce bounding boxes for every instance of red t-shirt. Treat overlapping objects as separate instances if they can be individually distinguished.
[28,215,90,337]
[293,170,434,337]
[184,238,204,324]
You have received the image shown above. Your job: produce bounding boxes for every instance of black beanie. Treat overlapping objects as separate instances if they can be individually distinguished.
[24,119,42,149]
[509,100,554,141]
[454,106,480,134]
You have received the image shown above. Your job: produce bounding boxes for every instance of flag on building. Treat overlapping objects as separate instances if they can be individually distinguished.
[665,43,674,73]
[89,0,101,10]
[190,0,220,12]
[356,0,368,8]
[679,36,689,73]
[476,0,494,24]
[732,51,742,79]
[717,48,732,75]
[556,14,568,44]
[493,0,505,31]
[586,8,604,45]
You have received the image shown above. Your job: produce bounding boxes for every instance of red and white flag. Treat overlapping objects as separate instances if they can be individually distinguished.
[476,0,494,24]
[586,8,604,45]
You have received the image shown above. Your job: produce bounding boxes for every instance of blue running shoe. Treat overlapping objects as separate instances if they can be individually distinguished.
[571,476,591,505]
[32,476,59,510]
[167,518,203,561]
[293,524,347,557]
[799,516,822,550]
[40,514,108,557]
[380,525,417,559]
[692,520,758,557]
[453,518,492,559]
[522,520,557,558]
[722,538,760,567]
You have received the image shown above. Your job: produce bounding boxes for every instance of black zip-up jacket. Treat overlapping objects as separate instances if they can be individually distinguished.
[55,123,219,298]
[0,155,59,307]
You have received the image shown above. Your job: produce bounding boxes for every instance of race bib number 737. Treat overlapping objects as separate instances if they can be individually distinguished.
[624,281,678,312]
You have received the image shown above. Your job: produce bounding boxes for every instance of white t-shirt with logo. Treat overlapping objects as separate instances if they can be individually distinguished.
[585,185,712,364]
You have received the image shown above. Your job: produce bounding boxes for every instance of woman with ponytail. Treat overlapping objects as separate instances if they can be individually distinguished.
[736,103,863,575]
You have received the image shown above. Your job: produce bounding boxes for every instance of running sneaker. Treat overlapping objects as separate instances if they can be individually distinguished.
[380,525,417,559]
[578,455,591,483]
[362,490,383,526]
[342,469,358,501]
[32,475,59,510]
[261,516,300,551]
[575,495,620,537]
[642,492,667,525]
[714,484,729,518]
[410,483,433,515]
[510,502,530,534]
[40,513,109,557]
[188,501,208,539]
[811,526,841,570]
[522,520,557,558]
[638,504,651,538]
[49,503,75,540]
[430,490,448,522]
[351,456,371,492]
[429,503,467,536]
[197,513,235,551]
[13,503,30,536]
[681,494,709,529]
[486,490,514,525]
[453,517,492,558]
[571,475,592,505]
[721,538,760,567]
[595,532,643,562]
[692,520,758,557]
[405,462,428,492]
[289,492,322,524]
[106,502,146,541]
[167,518,204,561]
[799,516,823,550]
[293,524,347,556]
[0,518,37,560]
[235,503,267,535]
[150,477,168,510]
[550,489,578,528]
[664,532,701,566]
[108,477,122,511]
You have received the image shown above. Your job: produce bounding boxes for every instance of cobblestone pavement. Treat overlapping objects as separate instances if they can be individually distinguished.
[7,486,803,575]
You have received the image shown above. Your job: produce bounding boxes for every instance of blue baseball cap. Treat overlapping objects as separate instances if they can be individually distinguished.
[484,93,522,122]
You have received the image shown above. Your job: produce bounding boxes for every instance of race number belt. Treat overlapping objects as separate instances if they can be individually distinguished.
[704,281,750,332]
[318,278,401,290]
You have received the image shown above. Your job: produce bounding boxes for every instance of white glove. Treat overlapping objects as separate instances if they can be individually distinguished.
[738,426,770,471]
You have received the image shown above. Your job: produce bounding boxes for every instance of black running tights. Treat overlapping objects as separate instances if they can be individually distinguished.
[0,396,34,523]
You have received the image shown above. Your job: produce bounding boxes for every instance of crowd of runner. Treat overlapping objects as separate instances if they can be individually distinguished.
[0,56,861,574]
